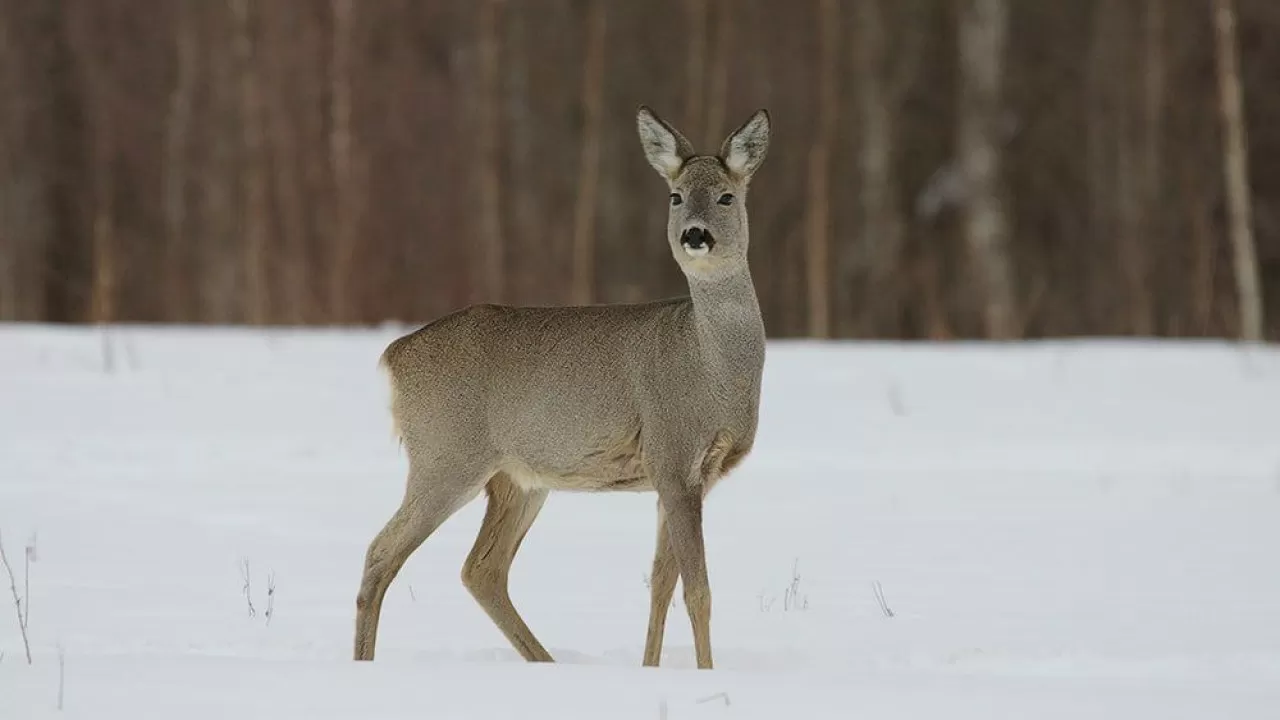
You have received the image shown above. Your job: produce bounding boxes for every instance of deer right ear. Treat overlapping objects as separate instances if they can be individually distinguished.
[637,106,695,182]
[720,108,770,181]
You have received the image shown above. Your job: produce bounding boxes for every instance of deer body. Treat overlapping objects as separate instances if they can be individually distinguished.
[353,106,771,670]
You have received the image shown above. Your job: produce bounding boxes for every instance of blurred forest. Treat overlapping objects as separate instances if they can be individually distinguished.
[0,0,1276,340]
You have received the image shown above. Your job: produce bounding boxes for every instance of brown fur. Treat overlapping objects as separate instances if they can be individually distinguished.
[352,105,772,670]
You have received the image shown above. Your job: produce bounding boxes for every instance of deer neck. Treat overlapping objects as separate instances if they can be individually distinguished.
[686,265,766,392]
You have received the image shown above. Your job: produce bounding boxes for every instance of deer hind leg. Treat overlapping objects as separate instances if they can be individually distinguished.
[642,506,678,667]
[461,473,554,662]
[353,459,488,661]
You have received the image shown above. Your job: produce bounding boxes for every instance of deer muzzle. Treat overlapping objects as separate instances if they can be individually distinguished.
[681,227,715,256]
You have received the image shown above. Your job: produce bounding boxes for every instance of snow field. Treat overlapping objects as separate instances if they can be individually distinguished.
[2,325,1279,718]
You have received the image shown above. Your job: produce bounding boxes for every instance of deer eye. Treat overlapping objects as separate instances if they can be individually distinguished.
[717,193,735,206]
[670,193,683,206]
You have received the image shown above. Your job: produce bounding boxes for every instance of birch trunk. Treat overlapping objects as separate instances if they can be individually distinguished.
[1212,0,1265,341]
[957,0,1017,338]
[854,0,911,337]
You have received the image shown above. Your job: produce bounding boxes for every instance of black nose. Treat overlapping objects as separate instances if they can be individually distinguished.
[681,227,715,249]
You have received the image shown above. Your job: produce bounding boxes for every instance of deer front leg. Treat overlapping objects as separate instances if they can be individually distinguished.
[654,482,713,669]
[642,506,678,666]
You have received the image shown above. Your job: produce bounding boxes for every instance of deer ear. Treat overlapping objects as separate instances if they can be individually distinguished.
[719,109,771,180]
[637,106,695,182]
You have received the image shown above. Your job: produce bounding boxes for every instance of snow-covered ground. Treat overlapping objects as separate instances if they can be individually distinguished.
[2,323,1279,718]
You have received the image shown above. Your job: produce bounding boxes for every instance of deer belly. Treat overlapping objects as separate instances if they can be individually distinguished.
[501,463,653,493]
[497,430,651,493]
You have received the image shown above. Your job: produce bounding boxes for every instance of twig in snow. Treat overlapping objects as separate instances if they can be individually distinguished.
[24,533,37,630]
[696,692,732,707]
[57,643,65,711]
[240,559,256,618]
[887,382,907,417]
[24,545,30,629]
[873,580,895,618]
[642,572,678,610]
[408,584,416,602]
[100,328,116,374]
[0,532,33,664]
[265,570,276,626]
[121,332,138,372]
[782,558,808,612]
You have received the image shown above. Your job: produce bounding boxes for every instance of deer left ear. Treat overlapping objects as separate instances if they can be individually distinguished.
[719,109,771,181]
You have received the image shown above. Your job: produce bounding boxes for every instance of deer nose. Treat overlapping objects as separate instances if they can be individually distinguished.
[681,227,714,250]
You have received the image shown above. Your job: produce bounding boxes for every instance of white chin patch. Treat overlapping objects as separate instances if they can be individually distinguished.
[682,244,710,258]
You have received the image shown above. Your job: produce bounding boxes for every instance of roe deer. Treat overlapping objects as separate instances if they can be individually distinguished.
[352,105,771,670]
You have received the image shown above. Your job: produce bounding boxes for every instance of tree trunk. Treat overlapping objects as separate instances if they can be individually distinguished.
[804,0,838,338]
[501,2,535,304]
[1107,0,1159,337]
[328,0,355,321]
[1183,159,1217,335]
[474,0,504,304]
[261,2,309,324]
[83,16,115,325]
[1085,0,1115,333]
[231,0,269,324]
[201,3,241,323]
[570,0,606,306]
[88,130,115,323]
[1211,0,1264,342]
[853,0,913,337]
[683,0,707,138]
[702,0,731,148]
[957,0,1016,339]
[1116,53,1150,335]
[0,5,29,320]
[1140,0,1165,334]
[162,0,197,323]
